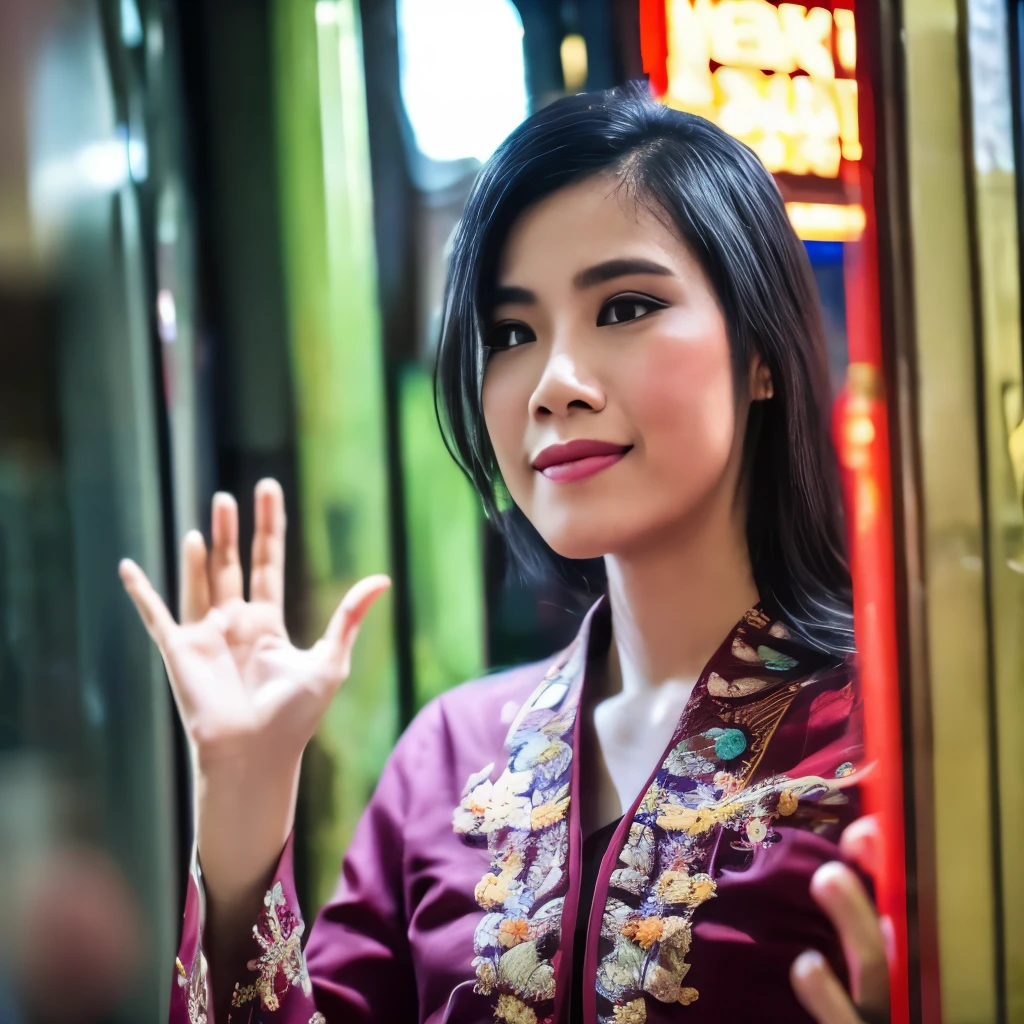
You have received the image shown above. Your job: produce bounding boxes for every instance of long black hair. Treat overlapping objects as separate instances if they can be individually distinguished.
[433,84,854,657]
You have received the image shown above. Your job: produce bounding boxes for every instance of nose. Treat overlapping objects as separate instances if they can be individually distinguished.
[528,346,606,419]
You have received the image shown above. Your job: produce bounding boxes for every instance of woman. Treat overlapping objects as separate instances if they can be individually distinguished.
[121,86,889,1023]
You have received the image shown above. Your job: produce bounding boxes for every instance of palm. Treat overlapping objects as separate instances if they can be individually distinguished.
[120,481,389,769]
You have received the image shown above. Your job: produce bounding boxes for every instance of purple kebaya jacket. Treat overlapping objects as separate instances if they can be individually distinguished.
[172,596,864,1024]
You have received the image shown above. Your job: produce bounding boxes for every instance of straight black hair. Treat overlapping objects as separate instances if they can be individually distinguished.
[434,84,854,657]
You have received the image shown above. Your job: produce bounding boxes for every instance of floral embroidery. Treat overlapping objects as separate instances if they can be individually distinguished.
[758,645,799,671]
[631,917,664,949]
[310,1015,327,1024]
[612,998,647,1022]
[596,767,840,1019]
[455,602,854,1024]
[595,609,849,1022]
[706,672,769,699]
[729,638,797,671]
[835,761,856,778]
[743,607,771,629]
[495,993,539,1024]
[454,642,586,1023]
[230,881,312,1012]
[176,951,208,1024]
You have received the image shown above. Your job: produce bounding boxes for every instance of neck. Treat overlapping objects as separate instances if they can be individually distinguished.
[603,496,758,696]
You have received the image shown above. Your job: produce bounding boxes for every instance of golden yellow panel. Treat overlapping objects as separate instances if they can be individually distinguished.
[962,0,1024,1014]
[901,0,1000,1018]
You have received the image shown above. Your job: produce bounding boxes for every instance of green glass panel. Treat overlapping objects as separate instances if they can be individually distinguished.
[398,365,486,711]
[271,0,395,911]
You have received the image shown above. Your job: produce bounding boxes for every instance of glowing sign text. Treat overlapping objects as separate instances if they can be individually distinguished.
[665,1,860,179]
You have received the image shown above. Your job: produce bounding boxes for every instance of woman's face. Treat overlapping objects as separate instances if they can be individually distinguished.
[481,174,767,561]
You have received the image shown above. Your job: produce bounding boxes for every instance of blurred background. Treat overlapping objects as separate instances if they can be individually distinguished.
[1,0,1023,1021]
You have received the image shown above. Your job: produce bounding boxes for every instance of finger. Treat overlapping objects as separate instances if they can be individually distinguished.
[791,951,864,1024]
[119,560,177,648]
[322,575,392,672]
[879,915,897,970]
[250,479,286,608]
[209,492,244,606]
[811,862,889,1013]
[840,815,881,877]
[179,531,211,624]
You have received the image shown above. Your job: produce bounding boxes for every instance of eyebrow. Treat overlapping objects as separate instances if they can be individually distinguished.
[573,257,675,289]
[491,257,675,310]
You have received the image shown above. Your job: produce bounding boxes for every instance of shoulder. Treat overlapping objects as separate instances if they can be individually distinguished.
[785,653,862,778]
[382,656,558,798]
[407,657,555,742]
[436,657,556,734]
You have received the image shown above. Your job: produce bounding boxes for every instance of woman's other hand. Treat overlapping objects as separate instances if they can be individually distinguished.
[790,815,892,1024]
[119,479,390,902]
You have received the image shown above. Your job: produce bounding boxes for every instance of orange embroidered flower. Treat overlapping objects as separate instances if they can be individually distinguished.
[634,917,665,950]
[778,789,799,816]
[498,918,530,947]
[678,987,699,1006]
[620,920,639,941]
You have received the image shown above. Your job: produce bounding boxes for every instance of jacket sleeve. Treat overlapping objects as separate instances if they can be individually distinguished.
[169,706,432,1024]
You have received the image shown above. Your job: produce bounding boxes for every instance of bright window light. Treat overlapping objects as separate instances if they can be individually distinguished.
[398,0,528,163]
[120,0,143,47]
[315,1,339,25]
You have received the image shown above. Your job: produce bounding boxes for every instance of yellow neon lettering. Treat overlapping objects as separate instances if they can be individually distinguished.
[778,4,834,78]
[711,0,793,72]
[834,8,857,72]
[665,0,714,107]
[662,0,859,178]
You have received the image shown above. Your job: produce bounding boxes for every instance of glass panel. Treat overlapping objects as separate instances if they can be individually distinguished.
[967,0,1024,1016]
[902,0,1002,1017]
[271,0,398,910]
[1,2,177,1017]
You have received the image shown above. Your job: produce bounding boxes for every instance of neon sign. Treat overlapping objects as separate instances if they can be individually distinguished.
[662,1,860,180]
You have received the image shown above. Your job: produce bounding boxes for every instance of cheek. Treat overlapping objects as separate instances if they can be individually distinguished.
[629,324,738,471]
[481,361,532,491]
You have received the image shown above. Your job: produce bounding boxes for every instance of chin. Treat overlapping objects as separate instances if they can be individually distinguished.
[533,517,626,562]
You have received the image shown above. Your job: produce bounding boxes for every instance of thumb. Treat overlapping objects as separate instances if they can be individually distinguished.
[321,574,392,674]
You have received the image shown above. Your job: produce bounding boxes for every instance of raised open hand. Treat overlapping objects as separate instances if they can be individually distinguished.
[119,479,390,776]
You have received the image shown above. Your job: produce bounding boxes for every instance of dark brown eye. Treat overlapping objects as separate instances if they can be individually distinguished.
[597,295,666,326]
[487,323,535,350]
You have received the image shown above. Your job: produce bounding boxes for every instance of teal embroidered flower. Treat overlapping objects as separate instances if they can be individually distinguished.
[714,728,747,761]
[756,645,798,671]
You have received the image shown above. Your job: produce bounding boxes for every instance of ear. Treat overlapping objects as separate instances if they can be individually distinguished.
[750,356,774,401]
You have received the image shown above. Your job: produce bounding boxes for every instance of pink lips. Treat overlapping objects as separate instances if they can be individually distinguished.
[531,439,632,483]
